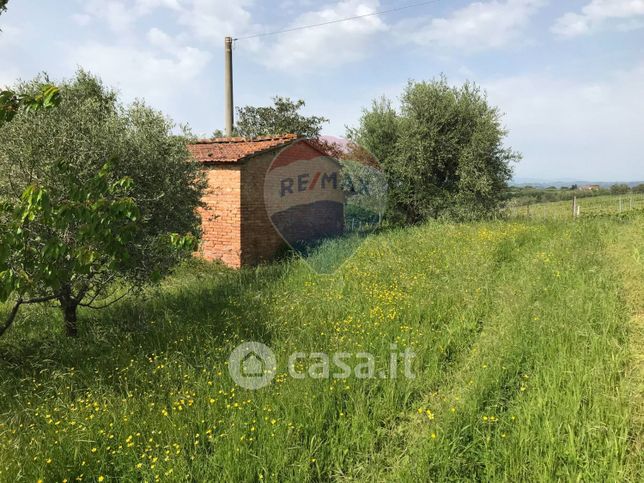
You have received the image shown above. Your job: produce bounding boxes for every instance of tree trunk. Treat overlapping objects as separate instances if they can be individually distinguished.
[63,303,78,337]
[59,285,79,337]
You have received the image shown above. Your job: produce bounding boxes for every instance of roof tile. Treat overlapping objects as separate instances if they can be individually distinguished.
[188,134,300,163]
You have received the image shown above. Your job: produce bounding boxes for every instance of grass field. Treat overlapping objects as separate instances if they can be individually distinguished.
[0,212,642,481]
[507,193,644,220]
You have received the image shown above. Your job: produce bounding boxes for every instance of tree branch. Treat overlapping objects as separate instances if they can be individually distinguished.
[78,287,133,310]
[0,299,22,338]
[0,293,59,338]
[22,294,60,305]
[77,273,116,308]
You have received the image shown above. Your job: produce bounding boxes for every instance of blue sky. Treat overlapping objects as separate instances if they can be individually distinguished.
[1,0,643,181]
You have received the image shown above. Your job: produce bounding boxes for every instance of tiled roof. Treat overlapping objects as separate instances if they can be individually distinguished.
[188,134,301,163]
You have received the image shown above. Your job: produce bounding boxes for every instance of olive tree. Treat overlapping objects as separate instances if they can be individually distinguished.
[349,77,518,223]
[0,71,206,336]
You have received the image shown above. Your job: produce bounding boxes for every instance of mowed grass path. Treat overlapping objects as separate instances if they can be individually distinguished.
[0,215,641,481]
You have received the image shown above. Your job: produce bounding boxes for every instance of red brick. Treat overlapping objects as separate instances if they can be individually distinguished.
[190,137,339,268]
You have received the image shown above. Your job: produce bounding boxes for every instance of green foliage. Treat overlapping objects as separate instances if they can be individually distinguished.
[506,186,610,206]
[235,96,328,138]
[633,183,644,194]
[349,77,518,224]
[347,96,399,164]
[0,84,61,125]
[0,164,138,301]
[0,71,205,335]
[610,183,630,195]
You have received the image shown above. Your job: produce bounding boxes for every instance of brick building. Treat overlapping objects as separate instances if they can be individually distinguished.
[187,134,343,268]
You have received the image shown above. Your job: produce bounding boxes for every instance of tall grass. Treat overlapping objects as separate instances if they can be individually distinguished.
[0,215,641,481]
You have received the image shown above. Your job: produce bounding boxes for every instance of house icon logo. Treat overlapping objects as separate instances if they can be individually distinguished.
[228,341,276,390]
[241,351,265,377]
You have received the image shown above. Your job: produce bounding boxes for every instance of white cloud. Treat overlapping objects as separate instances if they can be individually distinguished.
[398,0,545,52]
[147,27,183,53]
[0,24,22,49]
[71,13,92,26]
[553,0,644,37]
[81,1,135,33]
[74,0,182,32]
[0,25,24,87]
[484,64,644,180]
[137,0,182,11]
[178,0,256,42]
[0,66,21,89]
[64,1,218,122]
[46,0,244,133]
[68,36,211,110]
[256,0,387,72]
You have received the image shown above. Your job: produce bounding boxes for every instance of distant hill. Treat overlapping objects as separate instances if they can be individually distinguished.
[511,178,643,188]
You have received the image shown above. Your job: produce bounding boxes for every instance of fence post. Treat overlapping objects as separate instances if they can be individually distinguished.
[572,196,577,219]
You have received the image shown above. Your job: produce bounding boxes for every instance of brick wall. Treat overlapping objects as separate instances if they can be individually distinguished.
[198,141,343,268]
[240,151,286,265]
[198,165,242,267]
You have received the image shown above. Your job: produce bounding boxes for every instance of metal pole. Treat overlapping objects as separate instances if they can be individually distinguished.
[224,36,234,137]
